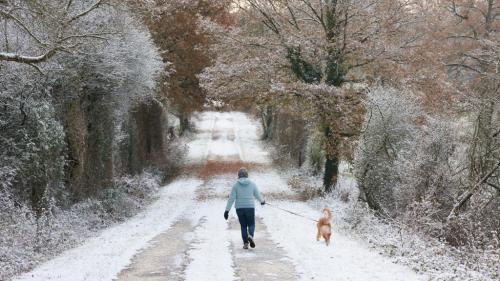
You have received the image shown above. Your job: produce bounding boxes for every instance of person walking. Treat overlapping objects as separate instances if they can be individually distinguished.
[224,167,265,249]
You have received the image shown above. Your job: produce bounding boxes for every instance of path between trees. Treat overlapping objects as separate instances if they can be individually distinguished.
[13,112,425,281]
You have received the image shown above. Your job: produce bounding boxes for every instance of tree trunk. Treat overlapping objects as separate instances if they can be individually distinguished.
[261,106,274,140]
[448,159,500,220]
[298,148,304,167]
[179,113,190,136]
[323,154,339,192]
[356,163,388,216]
[363,189,385,215]
[62,92,92,201]
[126,100,169,175]
[322,125,340,192]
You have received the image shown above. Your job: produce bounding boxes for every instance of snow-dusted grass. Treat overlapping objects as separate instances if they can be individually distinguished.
[1,172,163,281]
[12,178,203,281]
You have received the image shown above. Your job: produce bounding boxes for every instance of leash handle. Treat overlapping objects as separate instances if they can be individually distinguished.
[265,202,319,223]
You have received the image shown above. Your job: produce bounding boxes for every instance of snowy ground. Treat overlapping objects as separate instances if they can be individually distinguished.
[12,111,426,281]
[12,179,203,281]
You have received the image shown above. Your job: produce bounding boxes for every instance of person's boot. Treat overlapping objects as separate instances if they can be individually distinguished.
[243,243,249,249]
[248,236,256,248]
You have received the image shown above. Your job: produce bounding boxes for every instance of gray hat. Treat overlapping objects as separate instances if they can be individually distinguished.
[238,167,248,178]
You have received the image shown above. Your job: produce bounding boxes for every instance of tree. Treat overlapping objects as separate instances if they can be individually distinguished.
[438,0,500,218]
[0,0,118,70]
[0,0,165,207]
[144,0,232,134]
[202,0,416,191]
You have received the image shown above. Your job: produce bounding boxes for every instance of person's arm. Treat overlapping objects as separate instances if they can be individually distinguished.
[225,185,237,211]
[253,183,264,204]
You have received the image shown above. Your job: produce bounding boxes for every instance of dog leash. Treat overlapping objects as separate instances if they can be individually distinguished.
[265,202,319,222]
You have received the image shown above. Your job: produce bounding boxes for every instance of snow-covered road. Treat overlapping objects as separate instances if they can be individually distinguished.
[13,111,425,281]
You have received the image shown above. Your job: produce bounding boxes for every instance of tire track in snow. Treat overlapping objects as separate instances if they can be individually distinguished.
[228,216,298,281]
[116,218,195,281]
[184,201,236,281]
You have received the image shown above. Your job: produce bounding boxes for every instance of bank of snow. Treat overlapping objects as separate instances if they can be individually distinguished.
[12,178,202,281]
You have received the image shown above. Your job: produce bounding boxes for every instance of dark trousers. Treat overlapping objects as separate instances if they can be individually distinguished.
[236,208,255,244]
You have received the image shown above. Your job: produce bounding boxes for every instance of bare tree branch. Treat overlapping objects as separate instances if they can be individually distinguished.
[27,62,45,74]
[446,63,482,73]
[285,0,300,30]
[448,160,500,220]
[59,32,115,42]
[486,181,500,191]
[449,0,469,20]
[66,0,74,11]
[0,9,45,45]
[493,128,500,138]
[67,0,106,24]
[300,0,326,30]
[3,17,9,51]
[0,48,58,64]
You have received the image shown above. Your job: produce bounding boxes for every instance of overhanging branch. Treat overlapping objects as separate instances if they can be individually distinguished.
[448,160,500,220]
[0,48,59,64]
[67,0,106,24]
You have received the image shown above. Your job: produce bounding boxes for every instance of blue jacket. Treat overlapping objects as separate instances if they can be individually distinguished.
[225,177,263,211]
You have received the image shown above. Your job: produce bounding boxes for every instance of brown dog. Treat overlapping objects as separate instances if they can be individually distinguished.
[316,208,332,246]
